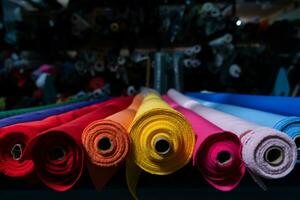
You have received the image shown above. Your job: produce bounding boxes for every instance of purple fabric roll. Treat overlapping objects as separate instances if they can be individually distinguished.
[0,99,107,128]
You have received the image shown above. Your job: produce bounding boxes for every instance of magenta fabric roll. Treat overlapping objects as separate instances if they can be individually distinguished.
[167,89,297,180]
[163,95,245,191]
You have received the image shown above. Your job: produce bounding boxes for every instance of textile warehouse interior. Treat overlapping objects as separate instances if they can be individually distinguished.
[0,0,300,200]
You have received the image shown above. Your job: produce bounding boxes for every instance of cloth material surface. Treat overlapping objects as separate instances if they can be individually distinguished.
[0,96,90,119]
[126,93,195,200]
[168,89,297,180]
[186,92,300,117]
[186,95,300,163]
[163,95,245,191]
[23,96,133,191]
[0,99,107,179]
[0,99,104,128]
[82,95,143,191]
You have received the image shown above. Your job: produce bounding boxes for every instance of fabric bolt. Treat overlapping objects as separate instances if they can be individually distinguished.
[23,96,133,192]
[185,95,300,162]
[186,92,300,117]
[0,95,90,119]
[126,93,195,200]
[0,99,106,128]
[168,89,297,180]
[82,95,143,191]
[163,95,245,191]
[0,99,108,179]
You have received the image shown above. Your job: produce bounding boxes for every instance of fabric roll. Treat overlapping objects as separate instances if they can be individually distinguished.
[185,95,300,163]
[126,93,195,200]
[0,96,90,119]
[82,95,143,190]
[168,89,297,180]
[0,100,108,179]
[23,96,133,191]
[186,92,300,117]
[0,99,106,128]
[163,95,245,191]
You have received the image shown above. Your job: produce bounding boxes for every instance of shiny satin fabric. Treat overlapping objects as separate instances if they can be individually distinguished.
[168,89,297,181]
[163,95,245,191]
[82,95,143,191]
[126,92,195,200]
[22,97,133,191]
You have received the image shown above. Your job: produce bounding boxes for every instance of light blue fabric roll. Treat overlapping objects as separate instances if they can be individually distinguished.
[186,92,300,117]
[189,96,300,162]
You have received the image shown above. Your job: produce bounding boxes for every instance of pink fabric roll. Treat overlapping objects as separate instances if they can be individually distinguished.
[167,89,297,180]
[163,95,245,191]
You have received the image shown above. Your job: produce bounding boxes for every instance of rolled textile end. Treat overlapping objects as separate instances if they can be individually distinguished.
[28,132,83,192]
[129,109,195,175]
[273,117,300,162]
[195,132,245,191]
[82,120,131,190]
[0,131,35,178]
[82,120,130,167]
[241,127,297,179]
[163,94,245,191]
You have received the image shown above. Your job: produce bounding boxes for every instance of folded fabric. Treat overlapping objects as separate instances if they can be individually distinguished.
[186,92,300,117]
[185,96,300,163]
[0,100,108,179]
[0,95,90,119]
[126,92,195,200]
[23,96,133,191]
[0,99,106,128]
[163,95,245,191]
[82,95,143,191]
[168,89,297,181]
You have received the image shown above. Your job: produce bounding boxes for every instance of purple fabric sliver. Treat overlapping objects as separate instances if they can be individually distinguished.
[0,99,105,128]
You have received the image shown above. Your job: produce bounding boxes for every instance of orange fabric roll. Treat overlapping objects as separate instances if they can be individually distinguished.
[82,94,143,190]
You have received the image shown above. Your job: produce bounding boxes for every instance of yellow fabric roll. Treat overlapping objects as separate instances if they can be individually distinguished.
[126,92,195,199]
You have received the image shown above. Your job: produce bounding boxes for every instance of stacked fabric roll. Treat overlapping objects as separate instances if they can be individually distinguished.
[0,99,107,180]
[0,90,298,197]
[163,95,245,191]
[168,89,297,184]
[0,95,91,119]
[82,94,143,191]
[23,96,133,191]
[186,92,300,116]
[126,92,195,199]
[186,93,300,162]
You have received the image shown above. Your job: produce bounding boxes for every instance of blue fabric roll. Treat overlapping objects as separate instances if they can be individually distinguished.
[188,96,300,162]
[0,98,107,128]
[186,92,300,117]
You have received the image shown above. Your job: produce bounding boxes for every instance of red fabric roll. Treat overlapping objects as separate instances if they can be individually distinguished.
[0,101,104,179]
[23,96,133,191]
[163,95,245,191]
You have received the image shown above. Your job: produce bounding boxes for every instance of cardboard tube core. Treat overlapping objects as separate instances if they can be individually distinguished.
[49,146,66,161]
[217,151,231,165]
[98,137,112,151]
[11,144,22,160]
[265,146,284,166]
[154,138,170,155]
